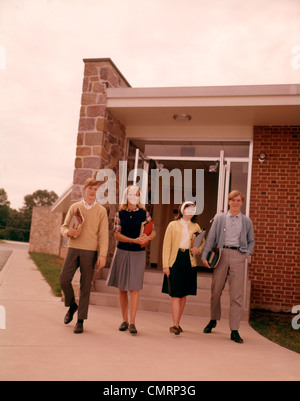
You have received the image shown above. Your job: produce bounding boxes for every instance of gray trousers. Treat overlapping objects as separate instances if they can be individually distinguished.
[60,248,97,320]
[210,248,246,331]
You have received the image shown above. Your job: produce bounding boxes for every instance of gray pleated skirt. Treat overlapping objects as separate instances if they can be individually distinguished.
[107,248,146,291]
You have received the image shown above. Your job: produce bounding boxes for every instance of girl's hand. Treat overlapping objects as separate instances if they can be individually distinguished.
[163,267,170,277]
[190,247,200,255]
[140,233,149,244]
[134,235,147,245]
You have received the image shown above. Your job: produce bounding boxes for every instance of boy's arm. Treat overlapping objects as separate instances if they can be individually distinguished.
[98,208,109,258]
[61,205,74,237]
[246,220,255,256]
[201,220,217,260]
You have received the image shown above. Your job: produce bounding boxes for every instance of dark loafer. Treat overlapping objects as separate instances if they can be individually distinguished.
[119,321,129,331]
[203,319,217,333]
[74,322,83,334]
[169,326,180,335]
[129,324,137,334]
[64,303,78,324]
[231,330,244,343]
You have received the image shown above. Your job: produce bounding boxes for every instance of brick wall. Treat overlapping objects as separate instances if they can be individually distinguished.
[72,59,130,263]
[249,126,300,312]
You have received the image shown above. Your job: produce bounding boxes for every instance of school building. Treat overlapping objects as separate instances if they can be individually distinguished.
[29,58,300,315]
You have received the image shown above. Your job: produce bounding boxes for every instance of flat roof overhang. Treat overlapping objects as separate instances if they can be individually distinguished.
[106,84,300,126]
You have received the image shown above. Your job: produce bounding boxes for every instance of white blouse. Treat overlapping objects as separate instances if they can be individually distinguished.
[179,218,190,249]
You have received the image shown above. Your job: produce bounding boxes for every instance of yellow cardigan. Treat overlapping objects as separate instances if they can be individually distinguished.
[162,220,205,268]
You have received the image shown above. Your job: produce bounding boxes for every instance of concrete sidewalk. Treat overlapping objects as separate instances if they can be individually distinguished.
[0,248,299,381]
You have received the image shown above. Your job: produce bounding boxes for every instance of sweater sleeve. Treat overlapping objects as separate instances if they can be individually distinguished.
[244,217,255,256]
[98,207,109,258]
[195,224,206,254]
[201,218,218,260]
[60,204,75,238]
[162,222,173,268]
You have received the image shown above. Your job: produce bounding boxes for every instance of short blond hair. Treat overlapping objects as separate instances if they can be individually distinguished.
[228,190,245,202]
[84,178,101,188]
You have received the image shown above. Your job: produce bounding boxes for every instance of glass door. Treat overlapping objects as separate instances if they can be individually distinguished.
[127,139,253,273]
[217,156,252,308]
[132,148,150,206]
[217,158,252,217]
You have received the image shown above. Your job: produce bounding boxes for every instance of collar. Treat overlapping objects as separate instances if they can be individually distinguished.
[126,207,139,212]
[227,211,241,218]
[82,199,97,210]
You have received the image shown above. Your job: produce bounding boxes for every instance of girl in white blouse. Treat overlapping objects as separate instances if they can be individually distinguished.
[162,201,205,335]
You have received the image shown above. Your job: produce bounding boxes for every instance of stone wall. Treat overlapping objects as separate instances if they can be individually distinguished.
[29,206,63,255]
[72,59,130,264]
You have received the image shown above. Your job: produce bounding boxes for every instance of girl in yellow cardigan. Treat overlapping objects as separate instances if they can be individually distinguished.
[162,201,205,335]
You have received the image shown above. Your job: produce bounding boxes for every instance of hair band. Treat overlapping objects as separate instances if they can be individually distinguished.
[180,201,195,215]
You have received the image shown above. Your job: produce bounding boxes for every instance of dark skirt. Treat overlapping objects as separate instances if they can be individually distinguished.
[162,249,197,298]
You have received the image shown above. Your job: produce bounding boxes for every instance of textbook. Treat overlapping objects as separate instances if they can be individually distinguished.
[140,220,154,248]
[69,208,84,237]
[207,247,222,268]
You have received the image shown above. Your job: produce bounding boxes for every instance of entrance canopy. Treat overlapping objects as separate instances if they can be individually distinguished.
[107,84,300,132]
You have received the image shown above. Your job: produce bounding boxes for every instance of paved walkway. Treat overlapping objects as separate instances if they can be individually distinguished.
[0,242,299,381]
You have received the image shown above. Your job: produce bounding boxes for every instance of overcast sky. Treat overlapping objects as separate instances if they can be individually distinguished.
[0,0,299,209]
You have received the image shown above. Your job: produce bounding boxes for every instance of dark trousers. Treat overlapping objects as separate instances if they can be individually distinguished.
[60,248,97,320]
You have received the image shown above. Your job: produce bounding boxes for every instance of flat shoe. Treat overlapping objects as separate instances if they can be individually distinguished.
[129,324,137,334]
[231,330,244,343]
[119,321,129,331]
[64,303,78,325]
[169,326,180,335]
[74,322,83,334]
[203,319,217,333]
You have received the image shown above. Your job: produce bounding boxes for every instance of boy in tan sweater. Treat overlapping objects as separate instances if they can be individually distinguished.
[60,178,109,333]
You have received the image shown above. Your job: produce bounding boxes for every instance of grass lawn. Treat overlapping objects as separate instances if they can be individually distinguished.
[250,309,300,354]
[29,251,63,297]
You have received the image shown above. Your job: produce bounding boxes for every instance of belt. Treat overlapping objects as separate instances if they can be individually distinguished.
[179,248,189,253]
[223,246,240,250]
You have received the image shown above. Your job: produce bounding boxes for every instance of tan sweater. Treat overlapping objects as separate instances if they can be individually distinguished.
[163,220,205,268]
[61,201,109,257]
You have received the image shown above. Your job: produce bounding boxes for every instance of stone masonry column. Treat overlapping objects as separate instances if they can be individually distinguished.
[72,58,130,201]
[72,58,130,263]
